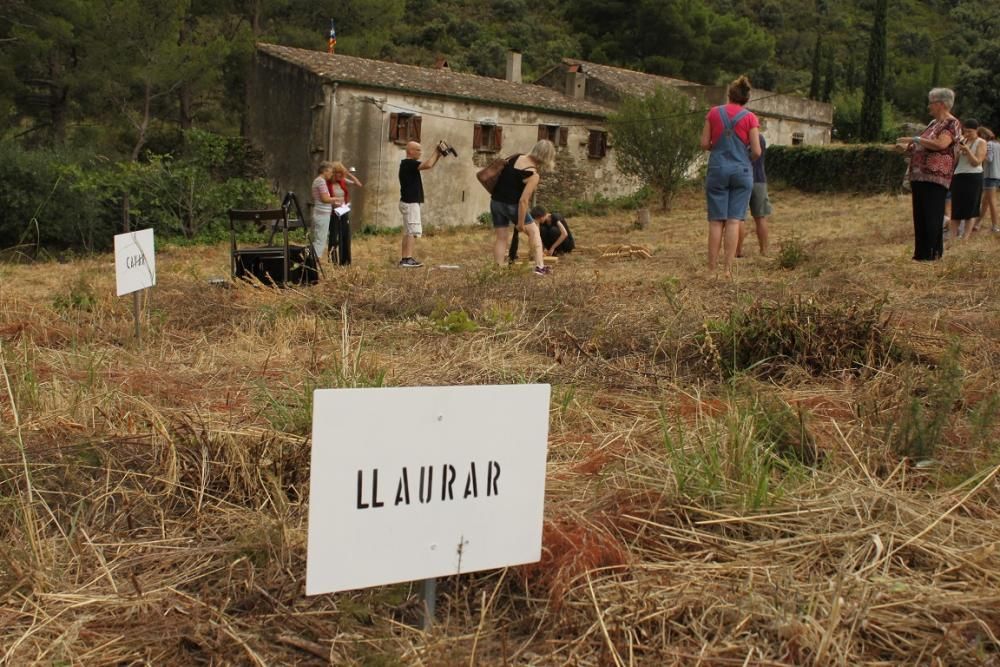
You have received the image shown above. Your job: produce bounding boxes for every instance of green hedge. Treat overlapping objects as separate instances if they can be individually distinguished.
[766,144,908,194]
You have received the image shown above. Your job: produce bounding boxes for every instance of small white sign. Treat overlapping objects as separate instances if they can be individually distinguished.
[306,384,550,595]
[334,203,351,217]
[114,229,156,296]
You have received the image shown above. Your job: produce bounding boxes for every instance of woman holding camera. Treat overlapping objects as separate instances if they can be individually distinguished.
[897,88,961,261]
[950,119,986,239]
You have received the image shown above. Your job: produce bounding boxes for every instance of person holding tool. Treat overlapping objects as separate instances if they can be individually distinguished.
[398,140,455,267]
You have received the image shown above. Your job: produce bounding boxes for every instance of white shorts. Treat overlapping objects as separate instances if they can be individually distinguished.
[399,202,422,237]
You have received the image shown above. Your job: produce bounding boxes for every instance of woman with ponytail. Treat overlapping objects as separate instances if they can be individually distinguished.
[699,75,762,278]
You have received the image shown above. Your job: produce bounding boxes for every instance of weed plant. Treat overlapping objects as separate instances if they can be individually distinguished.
[700,296,903,380]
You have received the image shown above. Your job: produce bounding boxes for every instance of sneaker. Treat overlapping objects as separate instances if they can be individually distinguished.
[398,257,423,268]
[992,227,1000,233]
[533,265,551,276]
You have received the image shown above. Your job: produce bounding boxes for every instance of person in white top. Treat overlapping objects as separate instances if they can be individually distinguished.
[311,161,336,259]
[978,126,1000,233]
[950,118,987,240]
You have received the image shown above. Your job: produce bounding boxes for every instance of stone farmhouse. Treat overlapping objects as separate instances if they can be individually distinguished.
[249,44,832,230]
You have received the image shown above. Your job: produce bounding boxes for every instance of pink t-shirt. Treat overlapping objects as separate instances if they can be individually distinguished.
[706,104,759,146]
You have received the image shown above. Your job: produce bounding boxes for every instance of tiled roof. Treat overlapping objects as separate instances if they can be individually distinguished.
[560,58,702,97]
[257,44,611,118]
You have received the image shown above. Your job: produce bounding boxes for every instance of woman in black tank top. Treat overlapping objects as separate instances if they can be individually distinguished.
[489,140,556,274]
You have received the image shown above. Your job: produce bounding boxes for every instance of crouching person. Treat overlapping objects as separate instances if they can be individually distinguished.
[534,206,574,256]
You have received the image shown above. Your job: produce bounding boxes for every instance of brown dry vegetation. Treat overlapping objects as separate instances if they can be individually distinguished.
[2,187,1000,666]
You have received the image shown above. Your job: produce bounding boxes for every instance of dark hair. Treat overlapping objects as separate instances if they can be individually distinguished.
[728,75,752,105]
[530,205,547,219]
[963,118,980,130]
[978,126,995,141]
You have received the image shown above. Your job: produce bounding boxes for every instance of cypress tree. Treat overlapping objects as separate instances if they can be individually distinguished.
[822,49,835,102]
[809,33,823,100]
[859,0,888,142]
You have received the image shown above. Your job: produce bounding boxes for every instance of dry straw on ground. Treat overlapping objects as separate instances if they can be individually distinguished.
[2,188,999,665]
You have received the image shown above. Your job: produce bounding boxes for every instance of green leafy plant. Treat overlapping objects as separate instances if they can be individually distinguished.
[776,236,809,270]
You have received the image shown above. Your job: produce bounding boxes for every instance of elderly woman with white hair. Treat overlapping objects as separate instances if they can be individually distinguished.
[897,88,962,261]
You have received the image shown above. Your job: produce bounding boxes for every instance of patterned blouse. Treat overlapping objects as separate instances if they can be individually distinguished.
[908,117,961,188]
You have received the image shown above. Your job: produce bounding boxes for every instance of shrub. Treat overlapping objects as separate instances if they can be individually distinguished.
[552,186,652,217]
[767,144,908,194]
[0,143,116,253]
[776,236,809,269]
[699,297,903,379]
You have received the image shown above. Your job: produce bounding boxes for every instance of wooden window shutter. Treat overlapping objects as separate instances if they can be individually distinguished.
[411,116,422,142]
[537,125,547,141]
[389,113,399,142]
[494,126,503,151]
[588,130,597,157]
[473,124,483,150]
[559,126,569,147]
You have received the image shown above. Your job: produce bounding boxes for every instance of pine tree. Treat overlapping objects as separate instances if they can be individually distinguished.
[859,0,888,142]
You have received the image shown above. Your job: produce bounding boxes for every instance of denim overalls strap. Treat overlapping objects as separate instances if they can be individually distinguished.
[709,106,751,169]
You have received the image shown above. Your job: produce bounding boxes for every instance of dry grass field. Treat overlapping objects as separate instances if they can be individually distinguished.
[2,187,1000,666]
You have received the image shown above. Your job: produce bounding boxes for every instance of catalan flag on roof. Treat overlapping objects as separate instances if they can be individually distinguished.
[328,20,336,54]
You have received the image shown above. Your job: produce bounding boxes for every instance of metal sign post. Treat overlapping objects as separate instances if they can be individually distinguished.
[419,577,437,630]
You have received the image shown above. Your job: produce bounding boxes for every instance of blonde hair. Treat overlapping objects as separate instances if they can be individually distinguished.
[317,160,334,175]
[330,161,348,178]
[728,75,752,105]
[528,139,556,172]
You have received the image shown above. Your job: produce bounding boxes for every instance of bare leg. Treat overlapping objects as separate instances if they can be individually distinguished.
[949,218,961,240]
[736,220,747,257]
[754,216,770,255]
[493,227,511,265]
[723,220,741,277]
[708,221,725,271]
[960,218,978,240]
[983,189,998,230]
[526,223,545,268]
[401,233,415,259]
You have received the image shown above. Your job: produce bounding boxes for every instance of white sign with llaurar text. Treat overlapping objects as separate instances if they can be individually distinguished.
[114,229,156,297]
[306,384,551,595]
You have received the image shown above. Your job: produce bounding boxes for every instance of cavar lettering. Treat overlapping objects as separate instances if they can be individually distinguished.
[125,254,147,269]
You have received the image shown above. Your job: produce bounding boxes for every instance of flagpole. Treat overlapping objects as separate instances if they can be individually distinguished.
[328,19,336,54]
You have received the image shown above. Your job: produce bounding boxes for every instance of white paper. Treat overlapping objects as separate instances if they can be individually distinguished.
[114,229,156,296]
[334,203,351,217]
[306,384,550,595]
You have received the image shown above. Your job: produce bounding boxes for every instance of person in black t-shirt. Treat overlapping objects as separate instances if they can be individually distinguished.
[509,206,574,260]
[398,141,441,267]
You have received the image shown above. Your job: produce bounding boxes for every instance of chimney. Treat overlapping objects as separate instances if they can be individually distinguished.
[565,64,586,100]
[505,50,522,83]
[434,56,450,70]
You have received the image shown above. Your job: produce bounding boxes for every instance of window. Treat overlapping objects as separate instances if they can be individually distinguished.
[587,129,608,159]
[792,132,804,146]
[538,124,569,147]
[473,123,503,152]
[389,113,421,144]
